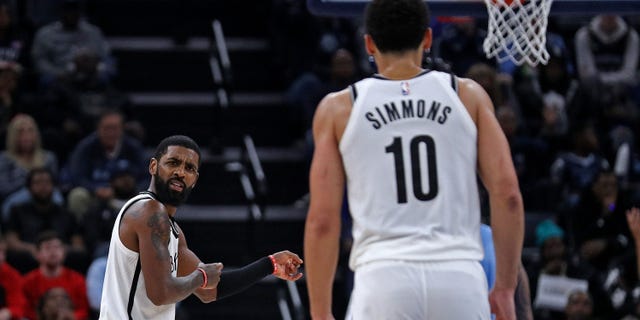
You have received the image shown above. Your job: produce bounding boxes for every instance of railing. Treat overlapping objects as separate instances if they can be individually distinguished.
[210,19,231,108]
[211,20,304,319]
[224,135,266,221]
[225,135,305,320]
[276,277,305,320]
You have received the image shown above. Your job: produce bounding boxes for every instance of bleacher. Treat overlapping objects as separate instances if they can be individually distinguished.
[84,1,313,318]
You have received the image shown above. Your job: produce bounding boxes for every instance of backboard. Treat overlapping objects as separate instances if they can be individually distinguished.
[307,0,640,17]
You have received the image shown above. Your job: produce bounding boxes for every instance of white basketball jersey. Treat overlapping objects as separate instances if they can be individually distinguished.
[99,192,180,320]
[340,70,483,270]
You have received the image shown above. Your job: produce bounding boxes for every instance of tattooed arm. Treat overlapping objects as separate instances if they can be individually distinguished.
[120,199,222,305]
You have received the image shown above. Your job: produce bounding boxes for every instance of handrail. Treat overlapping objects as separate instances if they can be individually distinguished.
[243,135,267,197]
[286,280,305,320]
[224,162,262,221]
[210,19,231,108]
[212,20,231,76]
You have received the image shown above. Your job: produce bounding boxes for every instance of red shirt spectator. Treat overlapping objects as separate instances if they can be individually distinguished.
[0,239,26,320]
[22,231,88,320]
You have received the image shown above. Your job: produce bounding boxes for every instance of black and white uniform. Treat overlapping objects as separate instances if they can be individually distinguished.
[341,70,490,319]
[99,192,180,320]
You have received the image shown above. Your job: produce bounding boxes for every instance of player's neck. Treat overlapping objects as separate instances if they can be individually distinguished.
[165,205,177,216]
[375,54,424,80]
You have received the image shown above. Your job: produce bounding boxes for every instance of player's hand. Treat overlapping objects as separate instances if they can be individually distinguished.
[200,262,223,289]
[489,287,516,320]
[271,250,303,281]
[626,207,640,241]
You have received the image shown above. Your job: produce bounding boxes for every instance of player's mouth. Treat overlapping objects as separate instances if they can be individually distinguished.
[169,179,185,192]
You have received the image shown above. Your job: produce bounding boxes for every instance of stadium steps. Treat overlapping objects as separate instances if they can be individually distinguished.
[174,205,309,320]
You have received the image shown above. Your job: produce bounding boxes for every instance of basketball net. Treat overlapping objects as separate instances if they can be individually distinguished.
[483,0,553,66]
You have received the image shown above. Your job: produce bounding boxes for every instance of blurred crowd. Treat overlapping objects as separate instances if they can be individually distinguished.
[0,0,638,319]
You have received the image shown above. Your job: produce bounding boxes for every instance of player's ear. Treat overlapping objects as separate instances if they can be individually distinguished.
[193,171,199,187]
[422,28,433,51]
[149,158,158,175]
[364,34,376,55]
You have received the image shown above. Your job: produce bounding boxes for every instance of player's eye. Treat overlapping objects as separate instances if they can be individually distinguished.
[166,160,178,166]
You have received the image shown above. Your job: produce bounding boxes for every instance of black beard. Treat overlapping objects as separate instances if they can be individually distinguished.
[153,174,193,206]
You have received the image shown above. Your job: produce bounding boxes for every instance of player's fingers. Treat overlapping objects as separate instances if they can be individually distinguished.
[280,250,302,263]
[286,263,299,274]
[289,253,303,264]
[288,272,303,281]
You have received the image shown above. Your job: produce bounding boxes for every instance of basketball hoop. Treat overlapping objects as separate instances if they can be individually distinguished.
[483,0,553,66]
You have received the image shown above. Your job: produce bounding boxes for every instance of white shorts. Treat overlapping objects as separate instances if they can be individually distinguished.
[346,260,490,320]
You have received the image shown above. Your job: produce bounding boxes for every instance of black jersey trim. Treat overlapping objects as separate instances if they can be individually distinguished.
[127,258,142,320]
[349,84,357,102]
[118,192,156,229]
[371,69,431,80]
[450,72,458,93]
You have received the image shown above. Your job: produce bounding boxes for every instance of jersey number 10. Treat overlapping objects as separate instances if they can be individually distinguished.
[385,135,438,204]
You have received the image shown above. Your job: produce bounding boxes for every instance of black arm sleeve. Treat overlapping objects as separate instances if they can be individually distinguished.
[216,256,274,299]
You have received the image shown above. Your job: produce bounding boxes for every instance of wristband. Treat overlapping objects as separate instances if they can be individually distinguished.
[197,267,208,289]
[268,255,278,275]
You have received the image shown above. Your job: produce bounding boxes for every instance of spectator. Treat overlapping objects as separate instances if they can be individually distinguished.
[0,1,29,66]
[496,106,550,195]
[527,220,607,319]
[286,48,358,148]
[64,110,147,219]
[0,236,26,320]
[574,15,640,134]
[575,15,639,91]
[0,114,58,203]
[564,290,595,320]
[600,207,640,319]
[536,38,574,152]
[4,168,84,273]
[565,171,634,272]
[434,17,494,76]
[36,287,76,320]
[0,61,21,143]
[22,231,89,320]
[30,0,114,87]
[550,122,609,211]
[510,33,575,140]
[81,167,138,258]
[84,254,105,318]
[42,51,131,135]
[465,63,516,111]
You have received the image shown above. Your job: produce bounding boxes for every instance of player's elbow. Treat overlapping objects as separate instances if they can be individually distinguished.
[486,174,522,208]
[147,294,165,306]
[305,211,340,238]
[146,288,171,306]
[503,192,523,214]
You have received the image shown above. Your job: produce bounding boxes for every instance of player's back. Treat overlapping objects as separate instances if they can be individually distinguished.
[340,70,483,269]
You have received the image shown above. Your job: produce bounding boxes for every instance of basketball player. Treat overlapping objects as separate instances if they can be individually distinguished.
[99,135,303,319]
[303,0,524,319]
